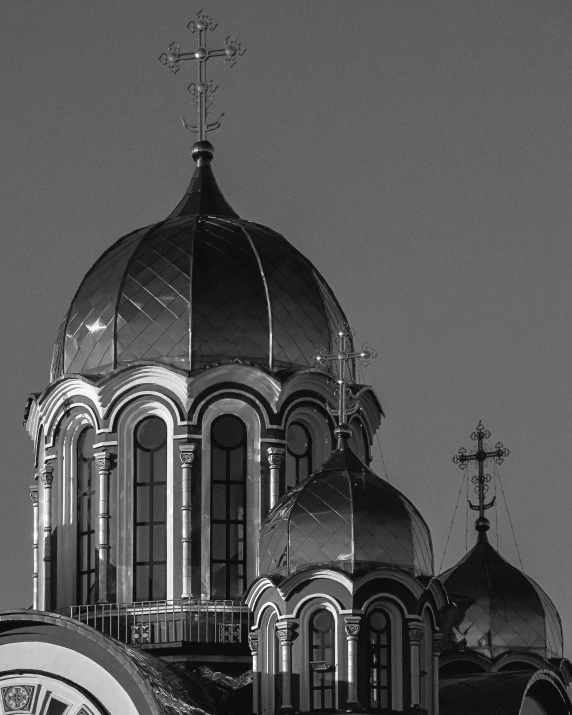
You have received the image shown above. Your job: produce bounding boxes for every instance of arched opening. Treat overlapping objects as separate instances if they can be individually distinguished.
[76,427,97,605]
[286,421,313,491]
[133,416,167,601]
[367,608,391,711]
[309,608,335,711]
[210,414,247,599]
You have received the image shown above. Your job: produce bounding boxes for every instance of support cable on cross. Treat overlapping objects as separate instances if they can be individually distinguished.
[313,325,377,447]
[452,421,509,540]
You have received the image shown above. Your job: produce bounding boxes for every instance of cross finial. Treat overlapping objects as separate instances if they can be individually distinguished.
[159,9,246,141]
[314,325,377,447]
[452,421,510,540]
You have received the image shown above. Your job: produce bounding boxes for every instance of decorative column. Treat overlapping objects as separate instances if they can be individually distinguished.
[432,633,443,715]
[408,622,424,709]
[344,615,361,706]
[179,443,195,598]
[40,464,54,611]
[248,632,260,714]
[276,621,296,712]
[30,485,39,610]
[267,447,285,510]
[94,451,112,603]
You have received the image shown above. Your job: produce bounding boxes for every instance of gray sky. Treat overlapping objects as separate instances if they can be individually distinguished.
[1,0,571,654]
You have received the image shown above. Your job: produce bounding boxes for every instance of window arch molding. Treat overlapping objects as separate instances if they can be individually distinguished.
[55,412,95,608]
[297,598,341,712]
[420,605,436,713]
[361,595,405,711]
[201,398,261,599]
[258,603,281,715]
[116,398,175,603]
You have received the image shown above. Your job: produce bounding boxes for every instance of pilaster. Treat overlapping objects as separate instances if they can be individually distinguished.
[267,447,285,510]
[344,615,361,707]
[94,451,112,603]
[179,443,196,598]
[276,620,297,712]
[40,464,54,611]
[30,485,39,610]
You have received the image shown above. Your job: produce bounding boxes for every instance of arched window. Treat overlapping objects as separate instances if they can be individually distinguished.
[134,416,167,601]
[286,421,312,490]
[368,608,391,710]
[309,609,335,711]
[76,427,97,604]
[211,414,247,599]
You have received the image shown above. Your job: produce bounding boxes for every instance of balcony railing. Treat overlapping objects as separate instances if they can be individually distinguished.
[58,599,252,647]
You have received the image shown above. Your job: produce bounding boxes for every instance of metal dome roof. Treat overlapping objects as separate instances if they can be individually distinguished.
[258,440,434,579]
[440,537,563,659]
[50,142,349,380]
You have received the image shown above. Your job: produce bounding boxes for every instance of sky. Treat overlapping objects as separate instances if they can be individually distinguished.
[1,0,572,654]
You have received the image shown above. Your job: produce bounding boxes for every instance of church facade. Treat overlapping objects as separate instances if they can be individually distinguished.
[4,11,572,715]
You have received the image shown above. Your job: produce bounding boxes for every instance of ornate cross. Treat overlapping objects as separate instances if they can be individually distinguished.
[314,326,376,427]
[452,421,510,525]
[159,9,246,140]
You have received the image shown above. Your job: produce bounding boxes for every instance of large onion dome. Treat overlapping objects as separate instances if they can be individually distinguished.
[50,141,349,380]
[259,428,434,578]
[440,534,563,659]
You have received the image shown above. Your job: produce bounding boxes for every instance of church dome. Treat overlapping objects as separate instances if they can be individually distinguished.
[258,432,434,578]
[440,536,563,659]
[50,141,349,381]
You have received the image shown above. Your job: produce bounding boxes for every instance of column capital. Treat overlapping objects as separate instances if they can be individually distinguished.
[276,621,297,643]
[248,632,259,653]
[408,621,424,645]
[40,465,54,487]
[179,443,196,465]
[344,614,361,638]
[94,450,112,472]
[267,446,285,467]
[29,485,39,504]
[432,632,444,654]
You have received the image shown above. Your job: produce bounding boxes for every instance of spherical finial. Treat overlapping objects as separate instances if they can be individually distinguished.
[334,423,352,448]
[475,516,490,533]
[191,140,214,166]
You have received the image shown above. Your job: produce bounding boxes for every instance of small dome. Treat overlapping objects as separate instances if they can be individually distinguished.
[50,145,348,380]
[440,538,563,659]
[259,440,434,578]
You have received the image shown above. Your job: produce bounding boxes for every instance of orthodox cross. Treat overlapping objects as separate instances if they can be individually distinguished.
[452,421,510,524]
[314,326,377,427]
[159,9,246,140]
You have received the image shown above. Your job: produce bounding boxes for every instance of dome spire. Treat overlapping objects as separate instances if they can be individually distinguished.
[314,325,376,450]
[452,421,510,542]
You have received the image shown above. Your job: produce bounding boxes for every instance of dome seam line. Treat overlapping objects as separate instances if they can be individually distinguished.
[238,222,274,372]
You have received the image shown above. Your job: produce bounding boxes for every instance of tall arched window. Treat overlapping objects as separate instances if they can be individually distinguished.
[134,416,167,601]
[77,427,97,604]
[286,421,312,491]
[211,414,247,599]
[368,608,391,710]
[309,609,335,711]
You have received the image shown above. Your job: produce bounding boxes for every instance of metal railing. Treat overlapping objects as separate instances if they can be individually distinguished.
[59,599,252,647]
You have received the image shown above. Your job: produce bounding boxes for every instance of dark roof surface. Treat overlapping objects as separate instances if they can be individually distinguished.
[50,154,349,380]
[258,441,433,578]
[440,537,563,659]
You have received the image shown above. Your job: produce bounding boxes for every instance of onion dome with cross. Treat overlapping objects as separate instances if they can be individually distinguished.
[439,422,565,668]
[50,11,349,380]
[258,328,434,579]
